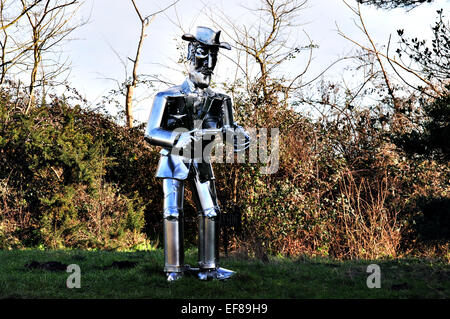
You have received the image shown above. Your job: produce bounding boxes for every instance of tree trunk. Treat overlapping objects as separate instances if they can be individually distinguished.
[125,84,134,128]
[25,29,40,114]
[25,54,39,114]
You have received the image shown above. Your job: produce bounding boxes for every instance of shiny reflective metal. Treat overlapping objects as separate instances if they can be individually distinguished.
[198,267,235,281]
[166,272,183,282]
[145,27,250,281]
[162,178,184,273]
[182,26,231,50]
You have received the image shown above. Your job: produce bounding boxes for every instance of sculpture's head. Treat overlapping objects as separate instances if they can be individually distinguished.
[182,26,231,89]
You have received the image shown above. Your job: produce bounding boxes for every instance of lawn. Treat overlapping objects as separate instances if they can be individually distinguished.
[0,248,448,299]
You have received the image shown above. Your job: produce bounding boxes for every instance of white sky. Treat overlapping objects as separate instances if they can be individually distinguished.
[60,0,450,123]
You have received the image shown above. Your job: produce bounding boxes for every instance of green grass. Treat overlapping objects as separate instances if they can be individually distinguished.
[0,248,448,299]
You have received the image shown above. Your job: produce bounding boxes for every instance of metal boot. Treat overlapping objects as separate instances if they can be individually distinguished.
[163,179,185,281]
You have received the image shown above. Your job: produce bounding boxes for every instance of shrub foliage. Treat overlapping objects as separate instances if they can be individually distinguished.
[0,89,148,249]
[0,80,448,260]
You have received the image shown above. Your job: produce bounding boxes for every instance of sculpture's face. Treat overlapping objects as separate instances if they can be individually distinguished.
[188,43,218,89]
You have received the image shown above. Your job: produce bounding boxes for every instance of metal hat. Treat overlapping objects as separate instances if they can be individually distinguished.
[182,26,231,50]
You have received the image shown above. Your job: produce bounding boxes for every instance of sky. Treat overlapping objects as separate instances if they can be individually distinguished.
[59,0,450,123]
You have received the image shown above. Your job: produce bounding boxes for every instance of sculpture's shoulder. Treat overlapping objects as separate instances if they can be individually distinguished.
[154,85,185,99]
[207,88,231,101]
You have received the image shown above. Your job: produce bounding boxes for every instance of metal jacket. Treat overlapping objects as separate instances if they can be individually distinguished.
[145,78,237,181]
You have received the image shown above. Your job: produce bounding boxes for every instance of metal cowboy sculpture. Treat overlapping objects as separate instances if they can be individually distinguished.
[145,26,250,281]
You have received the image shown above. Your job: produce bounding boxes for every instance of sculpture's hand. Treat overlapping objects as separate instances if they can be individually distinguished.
[233,125,251,152]
[234,125,250,139]
[221,124,250,151]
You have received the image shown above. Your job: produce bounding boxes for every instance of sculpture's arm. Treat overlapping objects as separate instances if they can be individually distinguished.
[222,96,251,152]
[222,96,235,128]
[144,91,181,149]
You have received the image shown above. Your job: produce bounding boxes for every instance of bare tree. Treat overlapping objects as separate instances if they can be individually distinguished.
[19,0,84,114]
[334,0,450,146]
[189,0,322,205]
[0,0,41,31]
[0,0,44,85]
[123,0,179,128]
[336,1,441,99]
[206,0,316,107]
[357,0,433,10]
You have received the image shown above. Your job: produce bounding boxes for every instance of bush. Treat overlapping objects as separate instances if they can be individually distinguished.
[0,89,147,249]
[213,81,449,260]
[0,81,448,260]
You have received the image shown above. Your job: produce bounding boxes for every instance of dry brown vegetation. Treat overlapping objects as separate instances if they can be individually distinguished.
[0,0,448,261]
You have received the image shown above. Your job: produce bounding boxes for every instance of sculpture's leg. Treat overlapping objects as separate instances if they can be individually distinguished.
[190,173,234,281]
[162,178,185,281]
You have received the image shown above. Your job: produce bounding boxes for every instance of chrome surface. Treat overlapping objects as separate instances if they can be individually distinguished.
[163,179,185,273]
[182,26,231,50]
[155,153,191,180]
[198,267,235,281]
[222,97,234,126]
[166,272,183,282]
[145,89,184,148]
[197,214,218,269]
